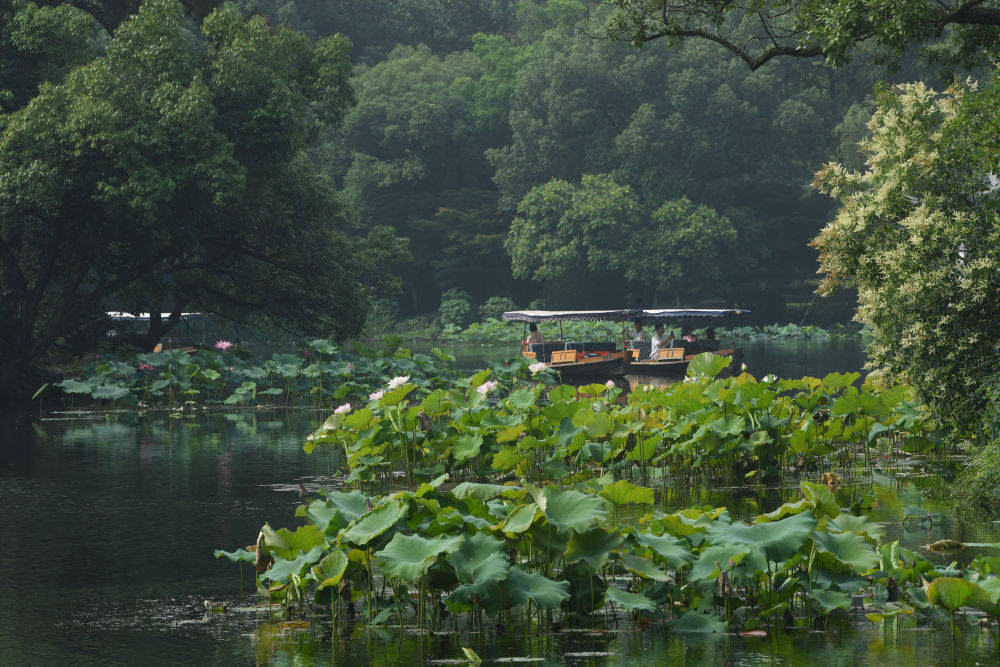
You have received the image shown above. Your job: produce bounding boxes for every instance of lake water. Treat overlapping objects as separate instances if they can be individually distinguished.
[2,340,999,665]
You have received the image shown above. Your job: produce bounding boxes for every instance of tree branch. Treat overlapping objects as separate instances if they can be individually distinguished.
[641,27,825,70]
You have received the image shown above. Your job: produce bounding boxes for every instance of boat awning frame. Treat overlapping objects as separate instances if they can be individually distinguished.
[501,308,749,323]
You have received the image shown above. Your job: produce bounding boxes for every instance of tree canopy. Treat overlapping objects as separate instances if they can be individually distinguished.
[593,0,1000,71]
[0,0,387,396]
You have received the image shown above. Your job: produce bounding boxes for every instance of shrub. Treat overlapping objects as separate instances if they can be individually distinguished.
[479,296,517,321]
[439,289,472,328]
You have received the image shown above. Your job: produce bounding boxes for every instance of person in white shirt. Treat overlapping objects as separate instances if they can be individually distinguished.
[649,323,668,359]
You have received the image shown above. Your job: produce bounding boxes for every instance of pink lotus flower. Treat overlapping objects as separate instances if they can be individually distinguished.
[334,403,352,414]
[605,380,616,389]
[476,380,498,394]
[387,375,410,390]
[369,390,385,401]
[348,363,354,369]
[214,340,233,352]
[138,362,154,371]
[529,362,548,374]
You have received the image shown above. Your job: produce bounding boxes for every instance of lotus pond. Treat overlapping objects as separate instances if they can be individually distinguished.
[3,344,1000,666]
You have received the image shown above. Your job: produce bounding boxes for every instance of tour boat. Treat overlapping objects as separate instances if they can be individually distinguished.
[502,307,749,386]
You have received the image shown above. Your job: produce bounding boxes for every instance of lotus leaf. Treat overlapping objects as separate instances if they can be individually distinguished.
[604,585,657,612]
[808,588,851,614]
[491,446,527,471]
[547,385,577,402]
[686,353,731,380]
[379,384,415,407]
[447,533,510,585]
[657,507,728,537]
[925,577,989,611]
[504,566,570,610]
[499,503,538,534]
[565,528,624,570]
[415,473,449,498]
[577,383,610,396]
[496,424,525,443]
[537,486,608,533]
[829,513,886,541]
[214,547,256,563]
[619,553,671,581]
[573,409,614,438]
[811,529,879,572]
[689,545,749,580]
[420,389,452,415]
[757,498,811,523]
[633,532,694,568]
[599,480,655,505]
[453,433,485,463]
[800,481,841,518]
[707,415,745,438]
[262,545,324,582]
[507,388,537,409]
[343,407,374,429]
[262,524,325,560]
[668,610,728,633]
[576,441,612,464]
[452,482,522,501]
[705,512,816,564]
[314,550,349,590]
[341,499,407,546]
[376,533,464,584]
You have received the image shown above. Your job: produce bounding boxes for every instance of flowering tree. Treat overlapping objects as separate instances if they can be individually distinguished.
[811,79,1000,425]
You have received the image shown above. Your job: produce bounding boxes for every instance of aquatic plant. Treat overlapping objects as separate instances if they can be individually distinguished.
[51,341,465,410]
[217,476,998,638]
[303,355,946,486]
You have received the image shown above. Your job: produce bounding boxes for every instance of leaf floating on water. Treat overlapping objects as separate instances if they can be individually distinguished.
[276,620,310,630]
[925,539,965,552]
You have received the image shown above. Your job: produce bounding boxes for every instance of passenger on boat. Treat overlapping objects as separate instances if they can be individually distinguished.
[682,327,698,343]
[649,323,668,359]
[525,323,544,346]
[632,319,650,342]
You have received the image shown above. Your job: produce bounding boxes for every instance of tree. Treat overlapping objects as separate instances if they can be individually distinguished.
[0,0,100,112]
[236,0,516,62]
[592,0,1000,71]
[506,174,639,291]
[0,0,381,398]
[332,39,530,312]
[629,198,740,306]
[507,174,739,306]
[811,79,1000,425]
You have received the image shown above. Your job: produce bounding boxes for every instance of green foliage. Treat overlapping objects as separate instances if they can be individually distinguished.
[50,340,465,409]
[594,0,1000,71]
[439,289,474,329]
[478,296,518,321]
[812,80,1000,427]
[0,0,395,396]
[220,471,995,633]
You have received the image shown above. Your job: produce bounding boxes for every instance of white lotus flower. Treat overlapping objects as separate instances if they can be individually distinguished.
[387,375,410,390]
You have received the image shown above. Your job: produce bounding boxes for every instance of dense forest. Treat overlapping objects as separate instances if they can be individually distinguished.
[0,0,956,397]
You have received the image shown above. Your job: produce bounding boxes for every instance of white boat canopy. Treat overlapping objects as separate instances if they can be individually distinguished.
[106,312,203,321]
[501,308,749,323]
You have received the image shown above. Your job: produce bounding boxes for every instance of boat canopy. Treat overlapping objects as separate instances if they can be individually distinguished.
[501,308,749,323]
